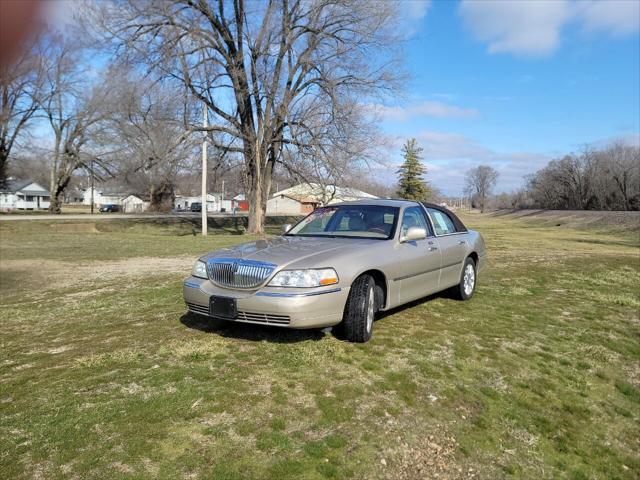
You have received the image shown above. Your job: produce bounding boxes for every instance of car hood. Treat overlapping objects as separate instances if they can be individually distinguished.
[201,235,374,270]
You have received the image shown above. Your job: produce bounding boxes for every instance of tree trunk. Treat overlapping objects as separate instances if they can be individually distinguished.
[245,135,268,235]
[247,173,264,235]
[49,173,71,214]
[260,149,275,224]
[49,134,62,212]
[0,145,8,189]
[49,188,64,214]
[148,183,174,212]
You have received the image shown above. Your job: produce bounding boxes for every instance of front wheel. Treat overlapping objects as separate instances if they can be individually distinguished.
[340,274,376,343]
[452,257,476,300]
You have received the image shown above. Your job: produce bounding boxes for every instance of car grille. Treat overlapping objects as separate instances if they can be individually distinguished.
[207,258,277,289]
[186,303,290,326]
[186,302,209,316]
[236,311,291,325]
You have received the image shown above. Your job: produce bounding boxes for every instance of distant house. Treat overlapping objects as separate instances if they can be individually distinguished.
[174,193,223,212]
[267,193,320,215]
[83,187,128,207]
[122,194,150,213]
[0,180,51,211]
[81,187,151,212]
[232,194,249,212]
[266,183,377,215]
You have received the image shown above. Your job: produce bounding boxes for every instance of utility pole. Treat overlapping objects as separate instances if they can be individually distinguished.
[201,105,208,236]
[90,159,94,214]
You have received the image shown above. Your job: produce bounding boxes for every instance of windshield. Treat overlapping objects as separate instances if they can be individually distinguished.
[287,205,399,239]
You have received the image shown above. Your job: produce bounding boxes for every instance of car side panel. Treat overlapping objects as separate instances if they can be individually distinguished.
[395,237,442,304]
[434,233,469,288]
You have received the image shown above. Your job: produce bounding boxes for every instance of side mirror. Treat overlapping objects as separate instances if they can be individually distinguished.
[401,226,427,243]
[282,223,292,234]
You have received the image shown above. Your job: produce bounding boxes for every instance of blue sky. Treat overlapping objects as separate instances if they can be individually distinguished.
[376,0,640,195]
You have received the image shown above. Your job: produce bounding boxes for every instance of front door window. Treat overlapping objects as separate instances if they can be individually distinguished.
[400,206,431,238]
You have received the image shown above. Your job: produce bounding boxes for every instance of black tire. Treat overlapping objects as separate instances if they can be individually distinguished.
[341,274,376,343]
[452,257,476,300]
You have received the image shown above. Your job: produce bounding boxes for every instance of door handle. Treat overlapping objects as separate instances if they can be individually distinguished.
[429,246,438,251]
[458,240,466,245]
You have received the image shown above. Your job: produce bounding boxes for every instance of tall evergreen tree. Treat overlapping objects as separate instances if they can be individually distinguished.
[396,138,429,200]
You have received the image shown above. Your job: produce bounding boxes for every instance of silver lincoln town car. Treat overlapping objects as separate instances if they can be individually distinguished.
[183,199,486,342]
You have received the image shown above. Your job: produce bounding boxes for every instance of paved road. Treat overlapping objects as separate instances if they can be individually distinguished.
[0,212,282,222]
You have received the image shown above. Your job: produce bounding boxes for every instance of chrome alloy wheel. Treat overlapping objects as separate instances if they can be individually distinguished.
[366,286,375,333]
[463,263,475,296]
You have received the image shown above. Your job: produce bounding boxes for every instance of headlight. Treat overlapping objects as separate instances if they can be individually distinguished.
[192,260,208,279]
[268,268,338,288]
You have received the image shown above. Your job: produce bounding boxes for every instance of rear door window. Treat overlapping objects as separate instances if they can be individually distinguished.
[427,208,456,235]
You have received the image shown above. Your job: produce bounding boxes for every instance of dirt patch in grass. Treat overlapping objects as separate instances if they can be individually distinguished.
[49,222,100,234]
[0,256,193,294]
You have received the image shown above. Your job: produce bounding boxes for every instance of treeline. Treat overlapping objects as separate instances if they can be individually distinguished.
[492,143,640,211]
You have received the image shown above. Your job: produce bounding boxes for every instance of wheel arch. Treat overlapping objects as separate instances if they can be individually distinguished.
[355,269,388,310]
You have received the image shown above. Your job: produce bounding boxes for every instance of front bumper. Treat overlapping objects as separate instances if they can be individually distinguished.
[182,276,350,329]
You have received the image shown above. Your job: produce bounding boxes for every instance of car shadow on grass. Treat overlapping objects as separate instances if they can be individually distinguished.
[375,289,458,321]
[180,312,325,343]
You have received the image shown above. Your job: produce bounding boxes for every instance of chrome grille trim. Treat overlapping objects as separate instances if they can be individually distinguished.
[206,258,277,289]
[237,311,291,325]
[186,302,291,326]
[186,302,209,316]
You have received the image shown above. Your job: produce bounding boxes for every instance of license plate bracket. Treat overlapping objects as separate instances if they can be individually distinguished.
[209,296,237,319]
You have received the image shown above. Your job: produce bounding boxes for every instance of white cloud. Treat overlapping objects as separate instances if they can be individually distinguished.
[577,0,640,35]
[382,130,552,194]
[458,0,571,56]
[458,0,639,57]
[401,0,431,20]
[371,101,478,121]
[397,0,431,36]
[384,131,640,194]
[415,131,492,159]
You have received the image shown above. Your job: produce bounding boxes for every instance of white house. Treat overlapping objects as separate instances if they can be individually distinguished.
[0,180,51,211]
[82,187,129,207]
[266,194,319,215]
[174,193,223,212]
[266,183,377,215]
[122,195,150,213]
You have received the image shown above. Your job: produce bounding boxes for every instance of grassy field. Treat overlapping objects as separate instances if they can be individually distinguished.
[1,213,638,479]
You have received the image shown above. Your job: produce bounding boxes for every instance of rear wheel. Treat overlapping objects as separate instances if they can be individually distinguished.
[452,257,476,300]
[341,274,376,342]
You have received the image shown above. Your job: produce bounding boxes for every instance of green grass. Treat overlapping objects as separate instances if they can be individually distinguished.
[1,214,639,479]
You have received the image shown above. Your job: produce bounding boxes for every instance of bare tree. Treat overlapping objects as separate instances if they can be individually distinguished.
[7,151,50,189]
[99,0,402,233]
[108,78,197,211]
[598,143,640,211]
[0,39,43,188]
[39,36,113,213]
[527,143,639,211]
[465,165,499,213]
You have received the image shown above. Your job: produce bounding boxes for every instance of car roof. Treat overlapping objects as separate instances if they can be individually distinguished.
[328,198,421,208]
